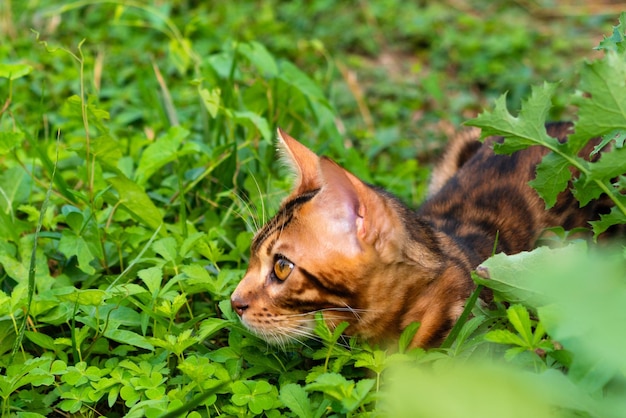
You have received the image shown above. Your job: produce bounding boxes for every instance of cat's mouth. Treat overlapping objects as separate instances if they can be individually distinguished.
[234,304,367,347]
[238,312,318,346]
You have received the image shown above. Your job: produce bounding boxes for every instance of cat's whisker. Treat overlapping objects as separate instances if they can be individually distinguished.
[229,189,261,233]
[248,174,267,226]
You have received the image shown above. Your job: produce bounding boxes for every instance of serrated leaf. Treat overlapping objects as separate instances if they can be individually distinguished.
[591,129,626,156]
[398,321,420,353]
[280,384,314,418]
[484,329,527,347]
[152,237,178,263]
[570,51,626,152]
[591,205,626,237]
[587,144,626,181]
[571,175,604,207]
[466,82,559,153]
[198,318,230,340]
[596,12,626,53]
[137,267,162,297]
[345,379,376,412]
[529,152,573,208]
[506,305,533,345]
[180,232,206,258]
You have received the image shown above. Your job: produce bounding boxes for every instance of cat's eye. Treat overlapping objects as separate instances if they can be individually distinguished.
[273,258,294,281]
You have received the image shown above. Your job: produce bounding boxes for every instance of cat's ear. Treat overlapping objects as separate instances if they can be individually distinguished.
[318,157,391,246]
[318,157,368,241]
[277,128,322,194]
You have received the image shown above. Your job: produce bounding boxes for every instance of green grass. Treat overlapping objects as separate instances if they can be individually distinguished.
[1,1,625,417]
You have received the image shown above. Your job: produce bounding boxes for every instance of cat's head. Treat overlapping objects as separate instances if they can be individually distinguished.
[230,129,412,346]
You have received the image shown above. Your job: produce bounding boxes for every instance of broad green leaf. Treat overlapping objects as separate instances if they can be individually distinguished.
[135,126,188,185]
[570,51,626,151]
[239,41,279,78]
[0,63,33,79]
[57,232,98,275]
[63,95,110,122]
[466,82,559,153]
[385,361,593,418]
[152,237,178,263]
[104,329,154,350]
[58,288,108,306]
[107,174,164,232]
[61,205,83,231]
[279,61,336,129]
[0,165,32,211]
[280,383,314,418]
[24,331,56,350]
[91,135,123,168]
[0,252,28,282]
[279,61,328,105]
[473,252,546,305]
[528,152,573,208]
[482,243,626,380]
[197,318,230,340]
[233,111,271,142]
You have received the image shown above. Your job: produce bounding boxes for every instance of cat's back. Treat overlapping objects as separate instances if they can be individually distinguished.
[419,122,598,265]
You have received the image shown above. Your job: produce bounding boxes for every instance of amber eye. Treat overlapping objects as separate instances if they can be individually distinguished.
[273,258,294,281]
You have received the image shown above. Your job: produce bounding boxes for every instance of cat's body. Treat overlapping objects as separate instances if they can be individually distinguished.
[231,124,607,348]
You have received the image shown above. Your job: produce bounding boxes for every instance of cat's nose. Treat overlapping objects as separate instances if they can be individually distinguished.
[231,296,248,316]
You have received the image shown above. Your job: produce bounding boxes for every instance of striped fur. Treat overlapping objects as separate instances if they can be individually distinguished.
[231,125,608,348]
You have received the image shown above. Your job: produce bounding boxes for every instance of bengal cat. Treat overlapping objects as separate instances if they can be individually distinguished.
[231,123,607,348]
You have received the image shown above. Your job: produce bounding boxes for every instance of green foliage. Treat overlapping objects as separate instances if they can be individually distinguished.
[0,1,625,417]
[467,20,626,235]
